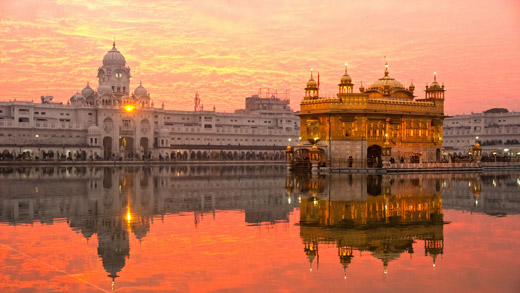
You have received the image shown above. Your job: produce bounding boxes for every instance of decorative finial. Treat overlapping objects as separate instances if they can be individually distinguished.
[384,57,389,76]
[140,80,142,86]
[310,68,313,79]
[112,36,116,48]
[87,81,89,86]
[344,62,348,74]
[434,72,437,82]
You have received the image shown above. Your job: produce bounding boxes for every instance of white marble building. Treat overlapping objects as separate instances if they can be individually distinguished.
[443,108,520,157]
[0,42,300,161]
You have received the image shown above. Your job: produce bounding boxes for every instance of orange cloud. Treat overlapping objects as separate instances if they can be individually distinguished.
[0,0,519,114]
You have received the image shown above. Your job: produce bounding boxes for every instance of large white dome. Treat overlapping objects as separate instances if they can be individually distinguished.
[103,46,126,67]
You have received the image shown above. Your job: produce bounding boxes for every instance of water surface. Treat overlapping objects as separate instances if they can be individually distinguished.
[0,166,519,292]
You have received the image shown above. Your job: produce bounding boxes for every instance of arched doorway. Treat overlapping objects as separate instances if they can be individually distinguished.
[103,137,112,160]
[436,148,441,162]
[119,137,134,158]
[367,145,382,168]
[140,137,149,156]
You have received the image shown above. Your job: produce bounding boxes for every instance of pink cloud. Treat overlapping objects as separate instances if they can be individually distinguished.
[0,0,518,114]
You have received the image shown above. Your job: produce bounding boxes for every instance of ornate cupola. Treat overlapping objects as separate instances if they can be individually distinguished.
[304,69,319,100]
[359,81,365,93]
[425,72,445,99]
[409,80,415,93]
[338,63,354,94]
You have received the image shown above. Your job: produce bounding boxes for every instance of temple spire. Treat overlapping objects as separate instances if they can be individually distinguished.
[112,36,116,48]
[384,56,389,77]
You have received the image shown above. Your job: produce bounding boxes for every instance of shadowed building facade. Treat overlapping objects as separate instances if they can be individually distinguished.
[291,63,446,169]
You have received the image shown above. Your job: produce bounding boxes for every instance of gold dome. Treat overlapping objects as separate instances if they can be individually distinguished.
[340,64,352,84]
[307,78,317,88]
[306,70,318,88]
[429,73,441,89]
[368,63,405,92]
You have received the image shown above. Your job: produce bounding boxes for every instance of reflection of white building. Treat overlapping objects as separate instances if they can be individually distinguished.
[0,41,299,160]
[0,166,297,285]
[443,109,520,157]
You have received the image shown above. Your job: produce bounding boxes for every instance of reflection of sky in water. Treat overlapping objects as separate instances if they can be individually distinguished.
[0,167,519,292]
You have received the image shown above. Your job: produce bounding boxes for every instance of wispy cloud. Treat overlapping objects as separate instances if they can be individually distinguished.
[0,0,519,114]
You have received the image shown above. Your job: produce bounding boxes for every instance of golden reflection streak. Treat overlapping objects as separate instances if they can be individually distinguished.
[0,242,110,292]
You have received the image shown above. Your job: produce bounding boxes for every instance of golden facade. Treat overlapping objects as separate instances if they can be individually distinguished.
[294,63,446,168]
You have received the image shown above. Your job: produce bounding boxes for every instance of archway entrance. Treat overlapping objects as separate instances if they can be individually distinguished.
[103,137,112,160]
[119,137,135,158]
[436,148,441,162]
[367,145,382,168]
[140,137,149,156]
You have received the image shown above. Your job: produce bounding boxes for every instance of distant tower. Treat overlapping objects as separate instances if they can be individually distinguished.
[97,38,131,107]
[338,63,354,94]
[425,72,445,99]
[304,69,319,100]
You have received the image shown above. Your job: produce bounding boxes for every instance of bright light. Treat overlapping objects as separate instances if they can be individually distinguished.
[126,209,132,222]
[35,134,39,138]
[125,105,134,112]
[345,62,348,67]
[288,138,292,142]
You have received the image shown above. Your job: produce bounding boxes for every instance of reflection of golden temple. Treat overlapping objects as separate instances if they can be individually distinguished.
[292,173,445,278]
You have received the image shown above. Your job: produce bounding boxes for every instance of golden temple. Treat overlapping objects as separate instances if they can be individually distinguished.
[288,62,447,170]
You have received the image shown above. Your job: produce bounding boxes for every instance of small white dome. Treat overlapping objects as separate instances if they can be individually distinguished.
[70,92,85,104]
[81,83,95,98]
[134,82,148,98]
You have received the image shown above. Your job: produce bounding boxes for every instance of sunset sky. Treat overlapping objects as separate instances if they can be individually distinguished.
[1,0,519,115]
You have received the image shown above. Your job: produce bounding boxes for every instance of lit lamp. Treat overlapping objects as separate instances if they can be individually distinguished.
[125,105,135,112]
